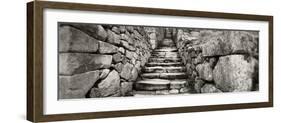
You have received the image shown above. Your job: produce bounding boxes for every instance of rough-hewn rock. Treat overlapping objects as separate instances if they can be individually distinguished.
[125,50,134,59]
[59,53,112,75]
[196,62,213,81]
[213,55,257,92]
[118,47,125,54]
[89,70,121,97]
[129,67,138,81]
[111,26,121,34]
[59,71,99,99]
[201,31,258,57]
[59,26,99,52]
[99,41,118,54]
[119,26,126,33]
[114,63,124,73]
[107,29,121,44]
[120,63,133,80]
[99,69,110,79]
[201,84,222,93]
[113,52,124,63]
[121,82,133,96]
[69,24,107,41]
[169,89,179,94]
[193,79,205,93]
[126,26,134,33]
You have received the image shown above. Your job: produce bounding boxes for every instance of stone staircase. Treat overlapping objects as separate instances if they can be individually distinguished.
[134,38,188,96]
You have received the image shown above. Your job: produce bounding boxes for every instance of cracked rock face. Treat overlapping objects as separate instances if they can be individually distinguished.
[89,70,121,97]
[213,55,257,92]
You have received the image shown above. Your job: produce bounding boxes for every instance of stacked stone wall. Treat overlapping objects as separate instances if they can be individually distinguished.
[58,23,159,99]
[173,29,259,93]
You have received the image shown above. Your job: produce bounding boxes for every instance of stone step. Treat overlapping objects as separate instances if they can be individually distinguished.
[135,79,170,90]
[148,57,181,62]
[144,66,186,73]
[146,62,183,67]
[134,79,187,91]
[154,48,178,52]
[141,72,186,79]
[151,54,180,58]
[161,39,176,47]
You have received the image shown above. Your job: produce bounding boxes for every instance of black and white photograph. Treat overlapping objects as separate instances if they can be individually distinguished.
[58,23,259,99]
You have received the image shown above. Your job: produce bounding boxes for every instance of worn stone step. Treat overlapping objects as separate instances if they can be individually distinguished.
[144,66,186,73]
[135,79,170,90]
[148,57,181,62]
[141,72,186,79]
[161,39,176,47]
[134,79,187,91]
[146,62,183,67]
[151,54,180,59]
[152,54,179,58]
[152,51,178,56]
[154,48,178,52]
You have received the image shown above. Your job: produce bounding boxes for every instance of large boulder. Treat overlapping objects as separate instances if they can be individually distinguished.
[59,70,100,99]
[213,55,258,92]
[59,26,99,53]
[89,70,121,97]
[201,31,258,57]
[68,24,107,41]
[59,53,112,75]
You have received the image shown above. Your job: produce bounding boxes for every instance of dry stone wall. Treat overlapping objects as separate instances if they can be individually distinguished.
[173,29,259,93]
[58,23,158,99]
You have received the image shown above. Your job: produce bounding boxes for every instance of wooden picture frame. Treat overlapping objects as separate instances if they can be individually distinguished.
[27,1,273,122]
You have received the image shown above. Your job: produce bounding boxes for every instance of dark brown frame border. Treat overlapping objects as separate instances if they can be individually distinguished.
[27,1,273,122]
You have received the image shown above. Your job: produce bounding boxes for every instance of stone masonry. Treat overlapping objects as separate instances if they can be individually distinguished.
[173,29,259,93]
[58,23,159,99]
[58,23,259,99]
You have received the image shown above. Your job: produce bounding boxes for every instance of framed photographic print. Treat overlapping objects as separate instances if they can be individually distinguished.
[27,1,273,122]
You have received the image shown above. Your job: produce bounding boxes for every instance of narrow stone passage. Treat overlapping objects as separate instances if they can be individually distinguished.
[134,38,189,96]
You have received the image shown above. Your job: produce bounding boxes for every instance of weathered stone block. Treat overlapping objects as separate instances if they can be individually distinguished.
[126,26,134,33]
[111,26,121,34]
[89,70,121,97]
[129,67,138,81]
[213,55,257,92]
[120,63,133,80]
[69,24,107,41]
[114,63,124,73]
[193,79,205,93]
[59,53,112,75]
[201,31,258,57]
[196,62,213,81]
[99,41,118,54]
[125,50,134,59]
[59,26,99,52]
[113,52,124,63]
[59,70,99,99]
[201,84,222,93]
[118,47,125,54]
[107,29,121,45]
[121,82,133,96]
[99,69,110,79]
